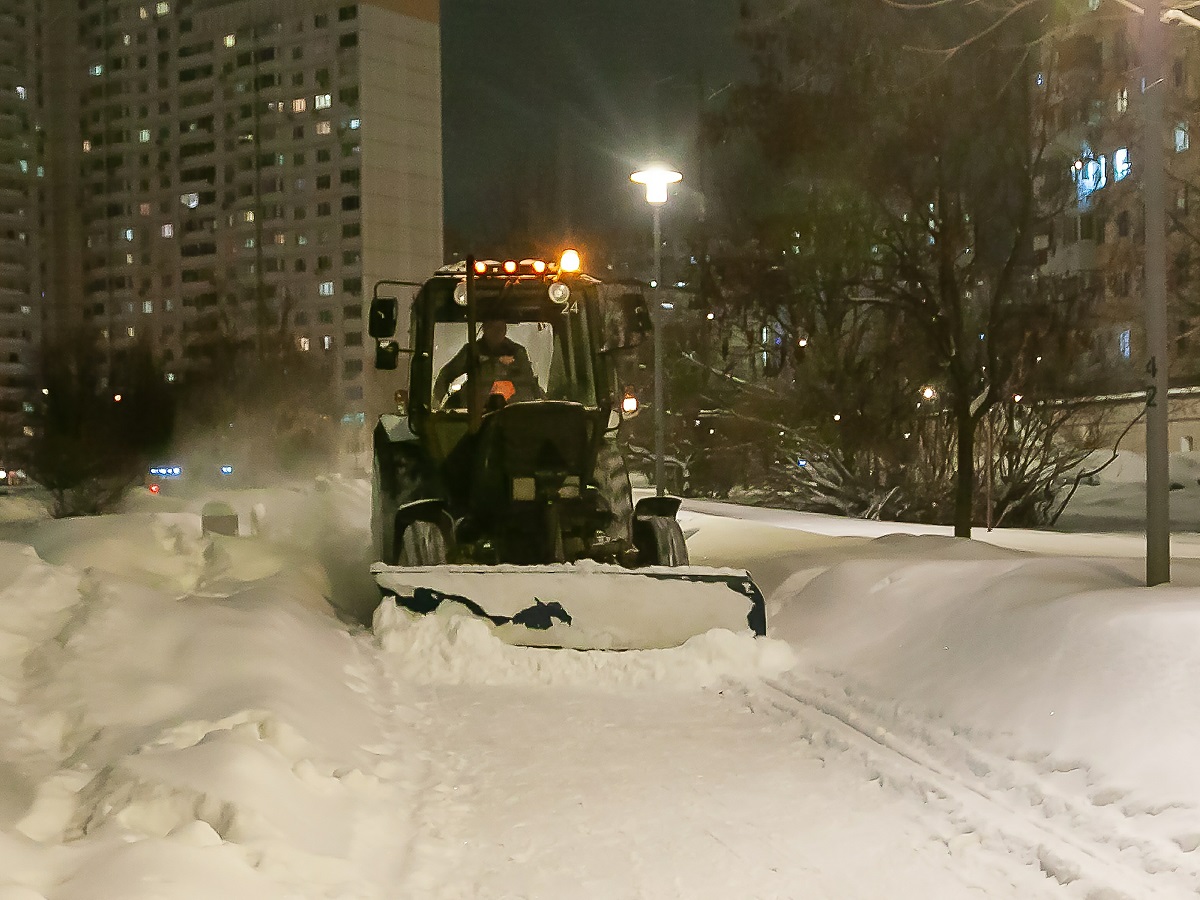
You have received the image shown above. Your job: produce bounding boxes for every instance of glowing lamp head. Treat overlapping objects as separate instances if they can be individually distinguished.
[148,483,160,494]
[631,166,682,205]
[621,393,639,414]
[503,259,517,274]
[473,260,487,275]
[559,248,581,273]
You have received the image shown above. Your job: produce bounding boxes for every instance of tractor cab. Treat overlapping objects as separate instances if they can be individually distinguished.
[370,252,650,466]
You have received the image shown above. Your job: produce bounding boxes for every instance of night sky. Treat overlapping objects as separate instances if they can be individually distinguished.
[440,0,746,251]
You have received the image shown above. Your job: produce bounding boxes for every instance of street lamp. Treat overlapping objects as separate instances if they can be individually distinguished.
[631,165,682,496]
[1144,0,1171,585]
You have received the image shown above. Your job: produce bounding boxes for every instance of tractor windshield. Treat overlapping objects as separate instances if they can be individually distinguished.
[430,314,598,411]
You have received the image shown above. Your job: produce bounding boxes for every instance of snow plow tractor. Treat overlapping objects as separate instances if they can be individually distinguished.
[367,251,766,650]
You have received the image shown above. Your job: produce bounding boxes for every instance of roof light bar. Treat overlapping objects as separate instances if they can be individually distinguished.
[458,251,584,280]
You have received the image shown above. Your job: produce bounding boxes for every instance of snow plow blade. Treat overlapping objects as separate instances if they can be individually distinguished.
[371,561,766,650]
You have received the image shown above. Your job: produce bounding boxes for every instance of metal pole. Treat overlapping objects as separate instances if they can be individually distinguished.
[1144,0,1171,585]
[986,410,994,531]
[653,203,665,497]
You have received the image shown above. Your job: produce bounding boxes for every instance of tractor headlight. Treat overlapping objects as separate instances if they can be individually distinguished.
[453,281,468,305]
[548,282,570,304]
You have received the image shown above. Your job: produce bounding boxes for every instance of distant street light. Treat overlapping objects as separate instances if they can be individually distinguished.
[631,165,682,497]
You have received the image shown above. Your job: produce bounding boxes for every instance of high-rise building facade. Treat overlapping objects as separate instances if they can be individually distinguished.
[15,0,441,467]
[1038,0,1200,394]
[0,0,43,473]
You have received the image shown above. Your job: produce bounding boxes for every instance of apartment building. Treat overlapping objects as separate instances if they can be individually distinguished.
[0,0,43,474]
[17,0,442,464]
[1038,0,1200,393]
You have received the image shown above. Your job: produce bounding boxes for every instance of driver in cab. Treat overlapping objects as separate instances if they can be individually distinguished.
[434,316,545,409]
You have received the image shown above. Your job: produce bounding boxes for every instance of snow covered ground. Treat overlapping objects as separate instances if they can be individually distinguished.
[1,460,1200,897]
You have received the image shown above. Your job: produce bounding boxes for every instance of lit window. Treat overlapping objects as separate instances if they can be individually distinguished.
[224,34,236,48]
[1176,121,1190,153]
[139,128,151,142]
[126,253,134,264]
[36,166,43,177]
[244,238,255,248]
[1116,88,1128,114]
[316,120,331,135]
[15,86,25,100]
[123,34,131,46]
[143,300,153,313]
[82,140,91,152]
[1113,147,1132,181]
[315,93,332,110]
[274,232,286,244]
[127,326,136,338]
[123,228,134,241]
[299,337,311,351]
[138,202,151,216]
[18,160,27,173]
[89,64,104,77]
[292,98,307,113]
[1119,328,1132,359]
[323,335,333,350]
[297,235,308,245]
[156,1,169,14]
[180,192,199,208]
[20,305,30,315]
[166,372,176,382]
[243,210,255,222]
[349,117,360,129]
[161,223,173,237]
[139,6,149,19]
[319,281,334,295]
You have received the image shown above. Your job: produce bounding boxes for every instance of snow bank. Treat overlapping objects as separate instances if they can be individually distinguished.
[0,503,416,899]
[762,530,1200,808]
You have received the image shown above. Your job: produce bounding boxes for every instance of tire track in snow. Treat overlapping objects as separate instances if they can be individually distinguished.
[735,672,1200,900]
[352,632,480,900]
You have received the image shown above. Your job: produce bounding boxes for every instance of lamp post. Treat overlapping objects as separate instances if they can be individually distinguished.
[1145,0,1170,585]
[631,165,682,497]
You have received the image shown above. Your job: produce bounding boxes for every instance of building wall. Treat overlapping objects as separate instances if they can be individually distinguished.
[35,0,441,463]
[0,0,43,470]
[357,0,442,424]
[1039,2,1200,395]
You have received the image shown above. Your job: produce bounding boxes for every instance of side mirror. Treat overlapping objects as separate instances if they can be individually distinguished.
[368,296,399,338]
[375,340,400,370]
